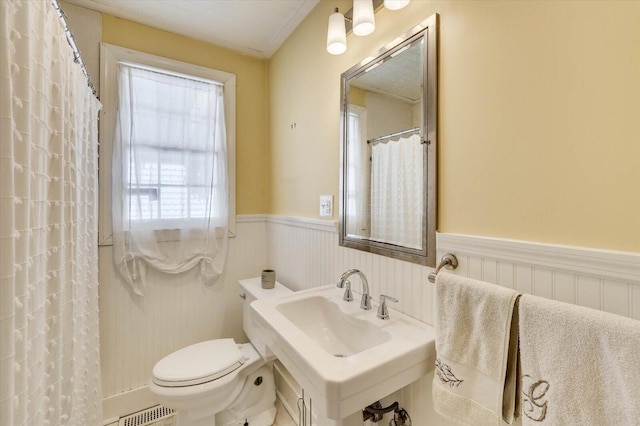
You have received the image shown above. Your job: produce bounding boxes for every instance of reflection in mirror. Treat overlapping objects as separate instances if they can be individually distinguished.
[346,40,424,248]
[339,15,438,266]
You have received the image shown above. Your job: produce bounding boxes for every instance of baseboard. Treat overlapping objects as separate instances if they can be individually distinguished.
[103,386,158,425]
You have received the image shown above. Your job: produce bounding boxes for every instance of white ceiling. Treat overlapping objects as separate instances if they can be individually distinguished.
[64,0,320,58]
[352,40,423,103]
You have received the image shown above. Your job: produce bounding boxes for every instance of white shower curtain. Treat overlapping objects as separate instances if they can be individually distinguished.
[370,134,424,249]
[0,1,102,425]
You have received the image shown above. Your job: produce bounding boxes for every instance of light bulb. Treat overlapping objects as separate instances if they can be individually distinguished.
[383,0,410,10]
[353,0,375,36]
[326,8,347,55]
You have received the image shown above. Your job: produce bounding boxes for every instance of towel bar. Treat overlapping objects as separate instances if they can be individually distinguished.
[428,253,459,283]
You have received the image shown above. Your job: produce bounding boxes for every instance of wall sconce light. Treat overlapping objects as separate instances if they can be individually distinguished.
[327,8,347,55]
[383,0,410,10]
[353,0,375,36]
[326,0,411,54]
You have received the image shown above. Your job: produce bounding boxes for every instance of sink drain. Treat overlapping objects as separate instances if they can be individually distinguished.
[334,354,348,358]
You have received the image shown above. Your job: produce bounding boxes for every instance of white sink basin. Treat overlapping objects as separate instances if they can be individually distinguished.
[276,295,392,357]
[250,285,436,420]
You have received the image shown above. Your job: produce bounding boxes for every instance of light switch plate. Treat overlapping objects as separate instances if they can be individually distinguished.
[319,195,333,218]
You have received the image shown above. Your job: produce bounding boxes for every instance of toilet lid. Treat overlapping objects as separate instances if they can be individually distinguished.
[152,338,244,387]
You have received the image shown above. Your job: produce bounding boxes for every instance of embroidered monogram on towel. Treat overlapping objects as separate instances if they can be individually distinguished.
[435,358,464,388]
[522,374,550,422]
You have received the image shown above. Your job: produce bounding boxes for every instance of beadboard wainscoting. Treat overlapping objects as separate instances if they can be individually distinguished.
[99,214,639,424]
[266,216,437,323]
[99,216,268,423]
[266,215,640,323]
[438,233,640,318]
[265,215,639,426]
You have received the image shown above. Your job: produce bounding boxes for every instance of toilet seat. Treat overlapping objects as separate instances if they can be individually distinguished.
[152,338,244,387]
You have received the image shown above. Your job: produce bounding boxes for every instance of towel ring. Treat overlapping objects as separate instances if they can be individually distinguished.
[428,253,459,283]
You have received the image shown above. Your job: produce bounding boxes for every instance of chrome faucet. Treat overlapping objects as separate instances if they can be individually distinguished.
[336,269,372,310]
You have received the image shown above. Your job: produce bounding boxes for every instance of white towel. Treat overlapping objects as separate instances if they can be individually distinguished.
[519,294,640,425]
[433,273,521,425]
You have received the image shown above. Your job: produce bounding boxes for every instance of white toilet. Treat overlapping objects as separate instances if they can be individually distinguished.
[149,278,292,426]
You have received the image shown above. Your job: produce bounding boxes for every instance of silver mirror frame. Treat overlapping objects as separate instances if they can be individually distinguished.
[339,14,438,267]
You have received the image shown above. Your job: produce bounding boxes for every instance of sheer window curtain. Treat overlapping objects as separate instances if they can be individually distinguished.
[0,0,102,424]
[112,64,229,296]
[370,134,424,249]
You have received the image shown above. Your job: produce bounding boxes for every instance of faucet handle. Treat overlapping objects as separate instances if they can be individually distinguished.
[343,280,354,302]
[377,294,399,320]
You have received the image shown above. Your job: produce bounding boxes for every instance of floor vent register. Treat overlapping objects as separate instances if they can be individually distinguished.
[118,405,175,426]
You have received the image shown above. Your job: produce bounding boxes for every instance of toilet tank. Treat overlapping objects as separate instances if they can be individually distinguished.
[239,278,292,360]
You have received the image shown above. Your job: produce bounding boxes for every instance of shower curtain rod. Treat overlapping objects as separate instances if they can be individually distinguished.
[52,0,97,97]
[366,127,421,144]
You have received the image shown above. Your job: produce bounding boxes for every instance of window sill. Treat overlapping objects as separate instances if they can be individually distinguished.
[98,227,235,247]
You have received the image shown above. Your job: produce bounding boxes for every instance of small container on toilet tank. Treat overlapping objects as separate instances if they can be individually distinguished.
[261,270,275,289]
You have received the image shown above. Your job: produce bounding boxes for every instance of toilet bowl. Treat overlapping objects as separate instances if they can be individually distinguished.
[148,278,292,426]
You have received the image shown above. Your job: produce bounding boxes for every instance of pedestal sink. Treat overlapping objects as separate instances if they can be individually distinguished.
[250,285,436,422]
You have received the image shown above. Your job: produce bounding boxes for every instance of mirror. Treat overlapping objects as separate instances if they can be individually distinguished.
[339,15,438,266]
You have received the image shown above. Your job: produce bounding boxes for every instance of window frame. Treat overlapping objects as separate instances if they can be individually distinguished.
[99,43,236,246]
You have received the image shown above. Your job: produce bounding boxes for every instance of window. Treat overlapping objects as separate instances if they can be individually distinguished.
[99,44,236,245]
[117,64,226,226]
[345,105,369,237]
[99,44,236,295]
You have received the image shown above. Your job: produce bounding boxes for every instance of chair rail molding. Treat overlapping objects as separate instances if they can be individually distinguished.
[267,214,338,233]
[437,233,640,285]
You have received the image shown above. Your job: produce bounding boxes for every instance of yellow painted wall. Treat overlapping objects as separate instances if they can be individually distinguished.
[102,14,268,215]
[349,86,366,107]
[268,0,640,252]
